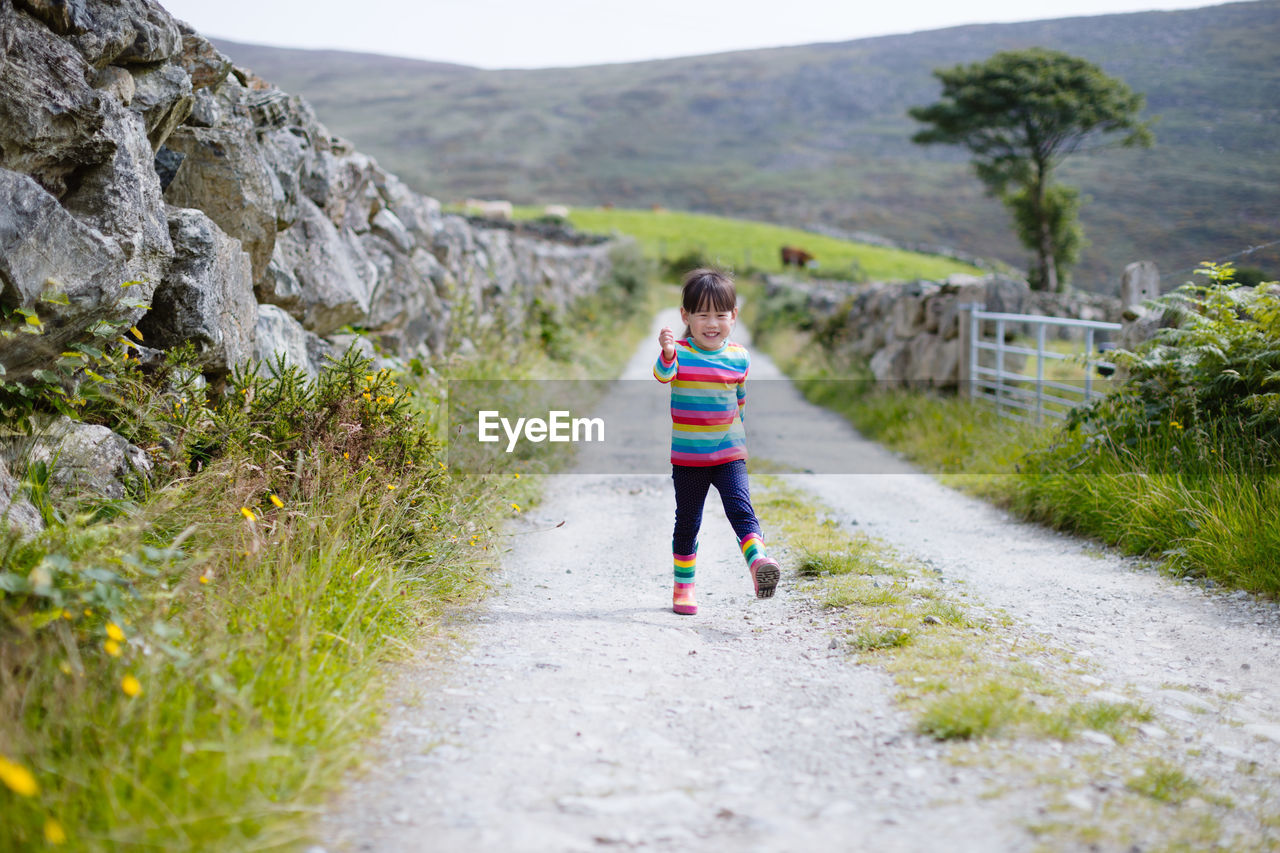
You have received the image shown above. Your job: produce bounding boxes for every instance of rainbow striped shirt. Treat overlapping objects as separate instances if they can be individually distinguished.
[653,338,750,467]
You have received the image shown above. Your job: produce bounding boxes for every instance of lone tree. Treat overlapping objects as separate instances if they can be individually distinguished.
[909,48,1153,291]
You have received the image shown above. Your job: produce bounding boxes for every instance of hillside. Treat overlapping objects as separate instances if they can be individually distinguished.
[213,1,1280,291]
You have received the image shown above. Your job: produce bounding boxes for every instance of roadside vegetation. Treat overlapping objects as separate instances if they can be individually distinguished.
[749,262,1280,597]
[511,206,982,282]
[0,246,655,849]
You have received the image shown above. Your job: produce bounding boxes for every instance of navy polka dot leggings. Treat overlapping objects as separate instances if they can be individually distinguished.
[671,461,768,582]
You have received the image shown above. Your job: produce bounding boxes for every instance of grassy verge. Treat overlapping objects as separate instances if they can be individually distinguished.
[751,319,1280,597]
[754,474,1276,850]
[0,261,657,849]
[511,206,982,281]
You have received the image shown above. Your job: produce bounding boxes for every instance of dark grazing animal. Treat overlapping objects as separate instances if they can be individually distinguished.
[780,246,814,267]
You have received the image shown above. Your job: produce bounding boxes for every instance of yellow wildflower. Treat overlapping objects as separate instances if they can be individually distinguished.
[239,507,256,522]
[387,484,396,490]
[61,609,72,620]
[514,472,520,479]
[44,818,66,845]
[511,503,521,513]
[362,392,372,401]
[106,622,125,642]
[58,661,72,675]
[0,755,38,797]
[269,494,284,508]
[199,574,210,584]
[121,675,142,697]
[104,640,122,657]
[343,452,350,459]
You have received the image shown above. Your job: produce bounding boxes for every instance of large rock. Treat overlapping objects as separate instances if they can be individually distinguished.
[176,25,232,91]
[254,303,318,378]
[64,0,183,68]
[58,107,173,289]
[267,195,373,334]
[0,6,117,196]
[3,416,151,501]
[0,458,43,534]
[127,62,193,150]
[0,168,134,378]
[162,125,277,285]
[362,235,449,356]
[137,208,256,373]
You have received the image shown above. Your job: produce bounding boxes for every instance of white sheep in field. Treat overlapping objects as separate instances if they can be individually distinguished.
[464,198,513,220]
[543,204,570,220]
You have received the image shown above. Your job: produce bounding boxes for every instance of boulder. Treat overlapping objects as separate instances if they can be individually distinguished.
[91,64,135,106]
[162,125,277,286]
[0,458,43,534]
[0,7,117,197]
[4,416,151,501]
[127,62,193,150]
[253,304,318,378]
[268,195,373,334]
[177,26,232,91]
[65,0,183,68]
[0,168,135,378]
[982,275,1031,315]
[58,106,173,289]
[137,208,256,374]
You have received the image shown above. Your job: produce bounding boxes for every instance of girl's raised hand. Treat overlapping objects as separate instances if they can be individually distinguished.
[658,326,676,359]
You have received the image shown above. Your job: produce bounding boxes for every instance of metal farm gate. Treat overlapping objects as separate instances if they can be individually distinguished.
[966,307,1122,423]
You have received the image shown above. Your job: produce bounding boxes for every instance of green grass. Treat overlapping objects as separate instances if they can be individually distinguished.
[515,206,982,282]
[0,269,658,849]
[1127,760,1203,804]
[752,323,1280,597]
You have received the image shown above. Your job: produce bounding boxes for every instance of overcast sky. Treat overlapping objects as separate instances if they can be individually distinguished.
[158,0,1233,69]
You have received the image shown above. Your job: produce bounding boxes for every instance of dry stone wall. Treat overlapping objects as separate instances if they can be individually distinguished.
[0,0,619,384]
[0,0,621,531]
[765,273,1125,387]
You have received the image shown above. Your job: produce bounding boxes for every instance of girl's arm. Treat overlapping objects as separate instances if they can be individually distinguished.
[654,326,678,383]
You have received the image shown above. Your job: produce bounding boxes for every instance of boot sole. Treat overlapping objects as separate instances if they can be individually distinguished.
[753,563,779,599]
[673,603,698,615]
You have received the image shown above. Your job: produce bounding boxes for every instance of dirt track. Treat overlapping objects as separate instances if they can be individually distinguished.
[319,311,1280,851]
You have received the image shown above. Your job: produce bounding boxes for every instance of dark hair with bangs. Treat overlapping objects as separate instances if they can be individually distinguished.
[681,267,737,315]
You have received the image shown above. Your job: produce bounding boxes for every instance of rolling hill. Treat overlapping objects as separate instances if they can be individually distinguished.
[211,1,1280,292]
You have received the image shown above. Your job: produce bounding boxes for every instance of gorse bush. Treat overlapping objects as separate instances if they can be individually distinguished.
[1065,261,1280,465]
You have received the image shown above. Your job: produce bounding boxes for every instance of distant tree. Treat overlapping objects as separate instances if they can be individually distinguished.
[909,48,1153,291]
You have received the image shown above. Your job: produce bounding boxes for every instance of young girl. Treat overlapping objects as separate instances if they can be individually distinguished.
[653,268,781,616]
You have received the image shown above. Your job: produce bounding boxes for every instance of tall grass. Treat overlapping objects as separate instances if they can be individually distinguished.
[0,262,657,848]
[754,324,1280,597]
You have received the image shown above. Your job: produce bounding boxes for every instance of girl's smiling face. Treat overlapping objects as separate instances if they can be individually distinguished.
[681,304,737,351]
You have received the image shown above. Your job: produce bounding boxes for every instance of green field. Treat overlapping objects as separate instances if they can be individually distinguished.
[516,207,982,282]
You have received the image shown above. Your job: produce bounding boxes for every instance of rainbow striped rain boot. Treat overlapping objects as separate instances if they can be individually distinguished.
[740,533,780,599]
[673,548,697,615]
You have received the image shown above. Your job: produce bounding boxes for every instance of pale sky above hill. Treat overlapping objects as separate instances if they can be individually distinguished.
[160,0,1236,68]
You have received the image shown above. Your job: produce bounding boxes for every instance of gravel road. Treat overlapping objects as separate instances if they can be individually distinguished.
[319,311,1280,851]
